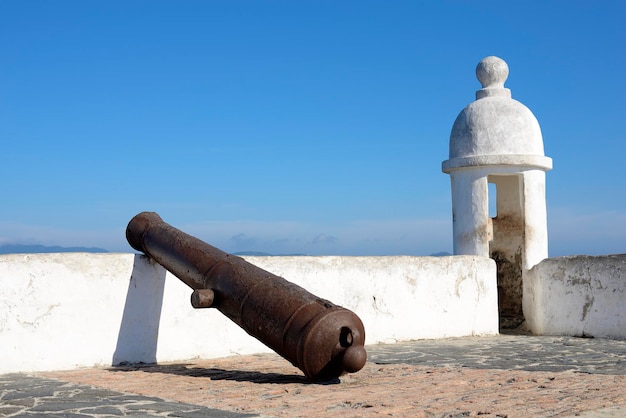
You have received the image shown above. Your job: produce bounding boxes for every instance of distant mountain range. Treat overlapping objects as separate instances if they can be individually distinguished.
[233,251,452,257]
[0,245,450,257]
[0,244,109,254]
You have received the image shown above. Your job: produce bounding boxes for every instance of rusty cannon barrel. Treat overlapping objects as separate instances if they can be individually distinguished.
[126,212,366,379]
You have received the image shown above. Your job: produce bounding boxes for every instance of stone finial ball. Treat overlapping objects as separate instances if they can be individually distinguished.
[476,56,509,88]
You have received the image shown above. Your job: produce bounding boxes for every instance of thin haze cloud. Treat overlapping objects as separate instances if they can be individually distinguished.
[173,218,452,256]
[0,1,624,256]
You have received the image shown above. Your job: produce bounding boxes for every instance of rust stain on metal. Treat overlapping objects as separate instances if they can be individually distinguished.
[126,212,367,380]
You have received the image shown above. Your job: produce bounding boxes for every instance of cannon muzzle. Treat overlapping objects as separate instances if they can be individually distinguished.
[126,212,366,379]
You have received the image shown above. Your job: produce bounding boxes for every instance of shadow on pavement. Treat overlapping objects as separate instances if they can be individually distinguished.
[108,363,341,385]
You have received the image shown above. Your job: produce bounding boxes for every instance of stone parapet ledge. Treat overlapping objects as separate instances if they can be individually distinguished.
[442,154,553,173]
[0,252,497,373]
[523,254,626,339]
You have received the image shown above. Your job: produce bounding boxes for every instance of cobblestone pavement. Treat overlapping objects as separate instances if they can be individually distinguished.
[367,335,626,375]
[1,335,625,417]
[0,373,254,417]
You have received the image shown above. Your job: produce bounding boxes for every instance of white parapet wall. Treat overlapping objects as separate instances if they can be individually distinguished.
[0,253,497,373]
[523,254,626,339]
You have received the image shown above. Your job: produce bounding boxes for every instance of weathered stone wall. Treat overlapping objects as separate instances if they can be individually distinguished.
[0,253,497,373]
[489,174,525,329]
[523,254,626,339]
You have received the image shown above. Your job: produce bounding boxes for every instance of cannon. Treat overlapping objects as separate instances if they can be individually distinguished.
[126,212,366,379]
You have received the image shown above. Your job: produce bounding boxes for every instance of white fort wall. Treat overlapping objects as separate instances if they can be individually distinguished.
[524,254,626,340]
[0,252,497,373]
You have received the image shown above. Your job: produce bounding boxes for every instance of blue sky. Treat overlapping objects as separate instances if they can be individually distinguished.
[1,1,624,256]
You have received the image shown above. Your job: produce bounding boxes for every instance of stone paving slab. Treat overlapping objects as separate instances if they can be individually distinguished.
[2,335,625,417]
[0,373,255,417]
[368,335,626,374]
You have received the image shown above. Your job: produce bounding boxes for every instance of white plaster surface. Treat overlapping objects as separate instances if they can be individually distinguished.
[521,169,549,270]
[449,169,490,256]
[245,255,498,344]
[524,255,626,339]
[0,253,498,373]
